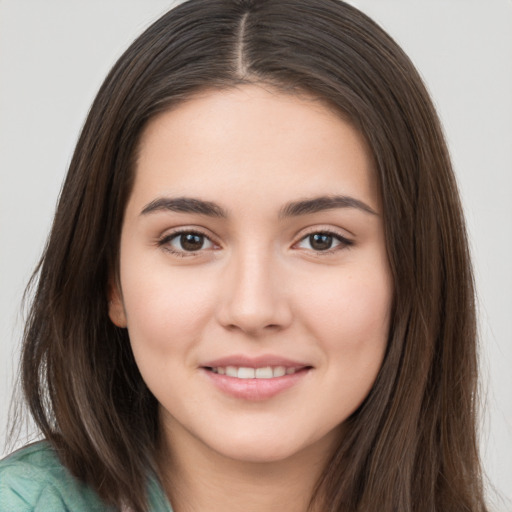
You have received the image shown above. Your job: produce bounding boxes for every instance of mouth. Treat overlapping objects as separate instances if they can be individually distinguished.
[204,365,310,379]
[201,358,313,400]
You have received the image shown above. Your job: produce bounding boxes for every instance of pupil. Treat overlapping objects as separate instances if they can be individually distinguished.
[310,233,332,251]
[181,233,203,251]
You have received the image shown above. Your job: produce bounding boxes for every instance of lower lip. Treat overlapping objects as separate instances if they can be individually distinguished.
[202,368,311,401]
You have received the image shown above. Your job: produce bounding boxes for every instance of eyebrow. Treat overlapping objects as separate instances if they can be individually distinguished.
[141,197,227,217]
[140,194,377,218]
[278,195,377,218]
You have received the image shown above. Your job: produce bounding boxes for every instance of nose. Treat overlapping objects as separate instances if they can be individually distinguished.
[215,247,293,337]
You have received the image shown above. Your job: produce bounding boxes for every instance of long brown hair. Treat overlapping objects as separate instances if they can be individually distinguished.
[17,0,487,510]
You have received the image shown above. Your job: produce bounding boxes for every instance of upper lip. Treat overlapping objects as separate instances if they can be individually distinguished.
[201,354,311,369]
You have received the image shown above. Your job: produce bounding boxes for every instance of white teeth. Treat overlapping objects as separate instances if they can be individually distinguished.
[226,366,238,377]
[237,367,255,379]
[273,366,286,377]
[211,365,299,378]
[255,367,273,379]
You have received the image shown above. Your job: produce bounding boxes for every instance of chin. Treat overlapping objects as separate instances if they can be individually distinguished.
[221,442,302,464]
[205,426,337,466]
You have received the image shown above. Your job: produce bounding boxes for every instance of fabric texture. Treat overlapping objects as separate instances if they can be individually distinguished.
[0,441,173,512]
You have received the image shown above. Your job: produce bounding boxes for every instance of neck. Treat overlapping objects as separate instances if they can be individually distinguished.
[158,422,338,512]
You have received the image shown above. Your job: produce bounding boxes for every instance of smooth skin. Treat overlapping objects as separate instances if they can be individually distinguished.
[109,84,392,512]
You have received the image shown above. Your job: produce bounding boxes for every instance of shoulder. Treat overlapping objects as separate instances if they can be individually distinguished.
[0,441,112,511]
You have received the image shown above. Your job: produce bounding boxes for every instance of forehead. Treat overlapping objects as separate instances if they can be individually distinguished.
[130,84,379,214]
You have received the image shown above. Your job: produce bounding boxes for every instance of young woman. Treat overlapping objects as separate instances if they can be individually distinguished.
[0,1,489,511]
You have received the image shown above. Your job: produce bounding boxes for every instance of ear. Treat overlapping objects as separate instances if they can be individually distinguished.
[108,279,127,328]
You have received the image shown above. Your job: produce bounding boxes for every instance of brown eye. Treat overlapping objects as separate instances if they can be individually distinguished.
[163,231,215,253]
[296,231,353,252]
[179,233,205,251]
[309,233,334,251]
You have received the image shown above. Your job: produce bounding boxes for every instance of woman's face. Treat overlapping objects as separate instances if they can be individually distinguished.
[109,85,392,464]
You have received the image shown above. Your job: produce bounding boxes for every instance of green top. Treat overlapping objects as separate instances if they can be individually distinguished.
[0,441,173,511]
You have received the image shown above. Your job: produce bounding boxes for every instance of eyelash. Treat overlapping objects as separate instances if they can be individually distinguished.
[156,228,353,258]
[157,229,218,258]
[295,229,354,256]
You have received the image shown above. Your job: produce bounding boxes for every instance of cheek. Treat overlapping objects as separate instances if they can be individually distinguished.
[119,259,217,358]
[301,262,392,361]
[302,264,392,420]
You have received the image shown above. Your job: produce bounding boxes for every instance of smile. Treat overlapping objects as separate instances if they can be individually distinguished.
[207,366,300,379]
[202,359,312,401]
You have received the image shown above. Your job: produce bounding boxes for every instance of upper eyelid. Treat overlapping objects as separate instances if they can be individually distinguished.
[291,224,355,253]
[301,231,351,242]
[157,230,218,259]
[294,225,353,242]
[159,227,218,243]
[157,225,354,248]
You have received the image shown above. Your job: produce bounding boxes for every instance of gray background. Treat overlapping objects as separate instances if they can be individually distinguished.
[1,1,511,508]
